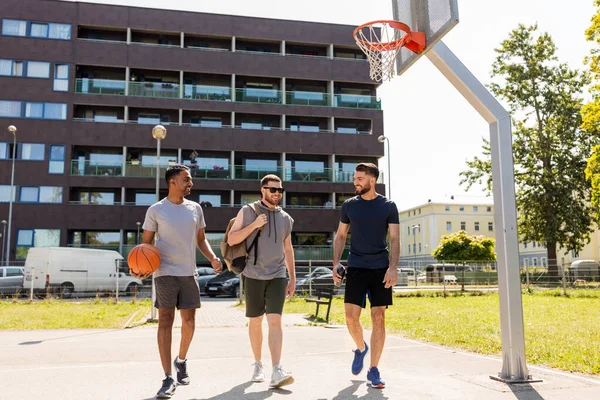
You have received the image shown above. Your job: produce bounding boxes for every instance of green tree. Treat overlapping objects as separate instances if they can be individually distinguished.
[460,24,596,277]
[432,230,496,291]
[583,0,600,132]
[586,145,600,221]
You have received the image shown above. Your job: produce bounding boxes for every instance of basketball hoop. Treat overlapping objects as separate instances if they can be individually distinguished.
[353,20,426,82]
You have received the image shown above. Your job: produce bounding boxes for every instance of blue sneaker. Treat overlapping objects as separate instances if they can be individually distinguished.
[351,341,369,375]
[367,367,385,388]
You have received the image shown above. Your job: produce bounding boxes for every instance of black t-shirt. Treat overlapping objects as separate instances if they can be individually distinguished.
[340,194,399,269]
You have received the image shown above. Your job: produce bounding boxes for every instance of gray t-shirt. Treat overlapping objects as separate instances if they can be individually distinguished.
[241,202,293,280]
[142,198,206,278]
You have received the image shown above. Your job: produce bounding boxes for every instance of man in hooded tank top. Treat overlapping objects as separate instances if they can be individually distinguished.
[227,174,296,388]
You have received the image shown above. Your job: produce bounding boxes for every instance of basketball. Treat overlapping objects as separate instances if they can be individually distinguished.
[128,243,161,276]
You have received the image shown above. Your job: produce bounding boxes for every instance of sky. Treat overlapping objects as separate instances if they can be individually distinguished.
[64,0,597,210]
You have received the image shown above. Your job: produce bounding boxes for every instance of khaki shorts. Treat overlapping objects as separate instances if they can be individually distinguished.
[155,276,201,309]
[243,276,287,318]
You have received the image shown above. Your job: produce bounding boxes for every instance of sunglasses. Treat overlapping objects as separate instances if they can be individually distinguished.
[263,187,285,194]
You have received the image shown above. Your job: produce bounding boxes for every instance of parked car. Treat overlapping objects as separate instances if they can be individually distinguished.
[0,266,24,295]
[297,272,336,294]
[205,270,240,298]
[296,267,333,289]
[196,267,217,295]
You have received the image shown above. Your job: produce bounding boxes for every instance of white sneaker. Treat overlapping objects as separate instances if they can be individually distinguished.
[269,365,294,388]
[251,361,265,382]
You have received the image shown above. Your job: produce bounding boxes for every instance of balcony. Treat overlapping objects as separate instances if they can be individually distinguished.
[286,91,330,107]
[234,165,283,180]
[183,84,231,101]
[71,160,123,177]
[285,167,333,182]
[334,94,381,109]
[74,78,126,95]
[129,82,181,99]
[235,88,282,104]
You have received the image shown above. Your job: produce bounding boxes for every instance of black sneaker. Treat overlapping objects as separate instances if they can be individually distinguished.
[173,358,190,385]
[156,375,176,399]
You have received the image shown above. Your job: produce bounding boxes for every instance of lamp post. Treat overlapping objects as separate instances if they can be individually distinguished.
[136,221,141,245]
[412,224,420,285]
[377,135,391,199]
[6,125,16,266]
[150,125,166,321]
[0,220,6,265]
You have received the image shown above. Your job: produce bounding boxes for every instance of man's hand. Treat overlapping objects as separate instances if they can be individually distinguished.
[382,266,398,289]
[211,257,223,274]
[332,262,345,284]
[130,270,152,280]
[285,278,295,299]
[253,214,267,229]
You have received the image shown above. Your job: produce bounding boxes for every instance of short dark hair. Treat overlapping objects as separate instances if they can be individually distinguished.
[260,174,282,187]
[355,163,379,180]
[165,164,190,184]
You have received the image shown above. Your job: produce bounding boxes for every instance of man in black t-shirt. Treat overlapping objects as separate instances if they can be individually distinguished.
[332,162,400,389]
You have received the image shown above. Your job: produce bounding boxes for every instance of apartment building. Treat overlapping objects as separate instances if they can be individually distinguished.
[0,0,385,263]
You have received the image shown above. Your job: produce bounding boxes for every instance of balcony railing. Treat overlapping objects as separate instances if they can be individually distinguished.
[183,84,231,101]
[285,91,330,106]
[129,81,181,99]
[235,88,282,104]
[69,161,384,183]
[74,78,126,95]
[334,94,381,109]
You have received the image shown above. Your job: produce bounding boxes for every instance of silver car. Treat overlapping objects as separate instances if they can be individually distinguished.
[0,267,24,295]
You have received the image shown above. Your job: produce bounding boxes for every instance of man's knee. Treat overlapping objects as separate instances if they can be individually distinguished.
[158,309,175,327]
[371,307,386,325]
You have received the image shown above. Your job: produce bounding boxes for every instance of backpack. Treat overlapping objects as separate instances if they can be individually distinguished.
[221,202,264,274]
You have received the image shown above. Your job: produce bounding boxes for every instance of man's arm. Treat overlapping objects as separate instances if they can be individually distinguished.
[227,208,267,246]
[332,221,350,282]
[382,223,400,288]
[197,228,222,273]
[283,234,295,298]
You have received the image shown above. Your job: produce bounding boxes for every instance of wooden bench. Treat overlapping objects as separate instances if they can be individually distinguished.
[305,287,335,323]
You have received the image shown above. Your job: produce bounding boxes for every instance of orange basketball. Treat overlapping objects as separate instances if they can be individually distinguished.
[128,244,161,276]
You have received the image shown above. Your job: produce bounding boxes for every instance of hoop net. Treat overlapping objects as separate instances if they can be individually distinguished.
[353,20,426,82]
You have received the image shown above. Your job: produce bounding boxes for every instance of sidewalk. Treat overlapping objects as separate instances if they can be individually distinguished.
[0,299,598,399]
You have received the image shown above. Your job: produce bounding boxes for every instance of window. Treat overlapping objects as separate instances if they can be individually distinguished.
[460,221,466,230]
[474,222,480,231]
[0,60,24,76]
[488,222,493,232]
[80,192,115,205]
[473,206,478,212]
[19,186,62,203]
[30,23,49,38]
[0,185,16,202]
[446,221,452,232]
[49,145,65,174]
[138,113,161,124]
[524,242,528,249]
[408,244,411,254]
[200,117,222,128]
[487,206,492,212]
[459,205,464,211]
[2,19,27,36]
[26,61,50,78]
[53,64,69,91]
[445,205,450,211]
[541,257,547,267]
[532,258,538,267]
[412,243,416,253]
[532,242,537,248]
[418,243,422,252]
[407,226,410,235]
[93,110,118,122]
[48,23,71,40]
[0,100,22,117]
[25,102,67,120]
[6,268,22,277]
[241,193,261,204]
[15,228,60,259]
[20,143,45,160]
[135,193,155,206]
[418,208,421,214]
[199,194,221,207]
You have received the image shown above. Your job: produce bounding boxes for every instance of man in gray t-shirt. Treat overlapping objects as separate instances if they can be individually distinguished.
[137,164,222,399]
[228,174,296,389]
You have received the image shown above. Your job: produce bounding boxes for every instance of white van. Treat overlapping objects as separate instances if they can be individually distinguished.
[23,247,142,297]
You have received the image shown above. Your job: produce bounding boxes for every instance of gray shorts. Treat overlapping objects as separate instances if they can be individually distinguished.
[244,276,287,318]
[154,276,201,310]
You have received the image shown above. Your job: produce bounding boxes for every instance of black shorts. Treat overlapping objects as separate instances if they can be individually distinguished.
[344,267,393,308]
[155,276,201,310]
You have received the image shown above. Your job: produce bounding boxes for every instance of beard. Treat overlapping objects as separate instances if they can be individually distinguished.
[263,195,281,206]
[355,183,371,195]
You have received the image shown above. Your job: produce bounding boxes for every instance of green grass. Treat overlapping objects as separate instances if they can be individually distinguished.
[0,298,151,330]
[284,290,600,375]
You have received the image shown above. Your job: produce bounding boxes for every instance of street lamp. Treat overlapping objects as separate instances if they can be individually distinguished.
[0,220,6,265]
[377,135,391,199]
[136,222,141,245]
[411,224,420,284]
[6,125,16,266]
[150,125,166,322]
